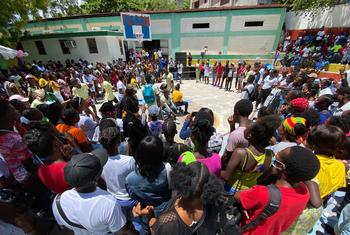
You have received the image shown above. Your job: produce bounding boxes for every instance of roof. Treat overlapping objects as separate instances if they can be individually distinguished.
[29,4,285,23]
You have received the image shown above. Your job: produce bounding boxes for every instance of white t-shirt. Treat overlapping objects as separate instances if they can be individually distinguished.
[241,84,254,100]
[345,70,350,86]
[101,154,135,200]
[261,76,278,90]
[78,114,97,141]
[117,81,126,92]
[52,187,126,235]
[302,47,310,58]
[177,63,183,74]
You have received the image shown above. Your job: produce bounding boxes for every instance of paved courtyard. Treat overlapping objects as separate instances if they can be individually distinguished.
[177,79,242,135]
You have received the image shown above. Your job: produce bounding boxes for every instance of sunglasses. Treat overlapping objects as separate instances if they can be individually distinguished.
[272,157,285,169]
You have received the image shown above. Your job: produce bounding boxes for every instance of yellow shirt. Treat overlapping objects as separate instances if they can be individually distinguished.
[103,81,114,101]
[172,90,183,103]
[72,83,89,100]
[312,154,346,199]
[130,77,138,88]
[49,81,61,93]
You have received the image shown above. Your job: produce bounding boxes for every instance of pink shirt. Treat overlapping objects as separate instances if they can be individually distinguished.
[178,153,221,177]
[226,127,249,152]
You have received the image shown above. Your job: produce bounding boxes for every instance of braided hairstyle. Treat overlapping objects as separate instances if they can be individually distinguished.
[170,162,225,206]
[190,111,215,149]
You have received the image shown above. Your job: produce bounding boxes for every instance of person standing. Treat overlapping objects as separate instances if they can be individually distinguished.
[225,63,235,91]
[188,52,192,66]
[195,60,200,83]
[211,61,217,85]
[162,69,174,92]
[221,99,252,169]
[204,60,210,84]
[199,61,205,82]
[220,60,229,89]
[214,61,223,87]
[177,61,183,84]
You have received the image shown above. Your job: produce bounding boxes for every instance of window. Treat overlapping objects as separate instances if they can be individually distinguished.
[35,41,47,55]
[244,21,264,27]
[193,1,200,8]
[59,40,71,54]
[220,0,230,5]
[86,38,98,54]
[119,39,124,55]
[192,23,210,29]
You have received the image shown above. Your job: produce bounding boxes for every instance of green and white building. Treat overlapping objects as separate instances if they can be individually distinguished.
[21,4,286,64]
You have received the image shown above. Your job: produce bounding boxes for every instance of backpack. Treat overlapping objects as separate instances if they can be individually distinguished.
[143,84,155,104]
[248,84,258,102]
[217,184,281,235]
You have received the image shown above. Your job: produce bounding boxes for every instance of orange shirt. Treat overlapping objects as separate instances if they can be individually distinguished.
[56,124,89,144]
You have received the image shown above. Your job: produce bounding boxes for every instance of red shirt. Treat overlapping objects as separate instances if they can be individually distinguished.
[38,162,70,193]
[240,184,309,235]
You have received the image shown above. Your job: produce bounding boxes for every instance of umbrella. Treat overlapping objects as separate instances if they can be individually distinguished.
[0,45,28,60]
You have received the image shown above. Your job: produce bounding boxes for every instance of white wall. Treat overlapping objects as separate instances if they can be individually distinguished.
[180,36,224,54]
[180,16,227,33]
[231,14,281,31]
[151,20,172,34]
[227,35,275,54]
[22,36,125,64]
[286,3,350,30]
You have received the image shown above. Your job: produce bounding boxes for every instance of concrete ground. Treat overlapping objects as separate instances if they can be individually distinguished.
[177,79,242,135]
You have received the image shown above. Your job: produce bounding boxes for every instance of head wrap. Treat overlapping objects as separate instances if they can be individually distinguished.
[291,98,309,112]
[282,116,306,136]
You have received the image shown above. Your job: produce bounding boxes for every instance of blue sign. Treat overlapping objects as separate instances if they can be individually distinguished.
[121,13,152,41]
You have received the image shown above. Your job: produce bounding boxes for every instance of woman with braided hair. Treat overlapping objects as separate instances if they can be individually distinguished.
[221,115,281,194]
[177,110,222,177]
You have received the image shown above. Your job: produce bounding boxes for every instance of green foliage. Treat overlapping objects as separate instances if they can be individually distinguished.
[81,0,143,13]
[47,0,83,17]
[81,0,184,14]
[279,0,341,12]
[0,0,48,47]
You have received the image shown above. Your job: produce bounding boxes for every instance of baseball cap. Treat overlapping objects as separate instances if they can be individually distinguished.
[64,148,108,187]
[9,94,29,102]
[148,105,159,117]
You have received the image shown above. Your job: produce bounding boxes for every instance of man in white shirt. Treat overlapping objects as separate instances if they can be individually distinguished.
[333,87,350,116]
[177,62,184,84]
[162,69,174,91]
[52,148,127,235]
[116,77,126,101]
[99,127,142,231]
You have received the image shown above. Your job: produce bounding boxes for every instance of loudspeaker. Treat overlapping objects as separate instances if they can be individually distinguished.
[175,52,187,65]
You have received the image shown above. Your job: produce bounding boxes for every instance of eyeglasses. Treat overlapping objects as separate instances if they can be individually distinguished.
[272,158,285,169]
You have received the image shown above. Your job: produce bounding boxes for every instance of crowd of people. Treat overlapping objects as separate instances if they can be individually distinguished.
[0,48,350,235]
[281,27,350,70]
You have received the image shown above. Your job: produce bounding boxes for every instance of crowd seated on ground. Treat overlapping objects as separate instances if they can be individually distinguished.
[281,27,350,70]
[0,50,350,235]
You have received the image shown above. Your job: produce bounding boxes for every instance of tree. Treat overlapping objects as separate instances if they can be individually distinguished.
[47,0,83,17]
[279,0,343,12]
[81,0,188,14]
[81,0,143,14]
[0,0,48,47]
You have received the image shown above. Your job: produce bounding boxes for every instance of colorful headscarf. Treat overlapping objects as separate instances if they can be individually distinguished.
[290,98,309,112]
[282,116,306,136]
